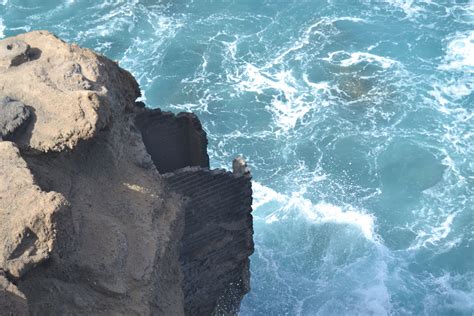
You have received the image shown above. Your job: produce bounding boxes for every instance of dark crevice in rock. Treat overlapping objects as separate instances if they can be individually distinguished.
[135,109,210,173]
[8,228,38,261]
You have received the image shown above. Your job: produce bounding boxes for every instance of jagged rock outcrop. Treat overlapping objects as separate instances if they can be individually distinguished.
[0,31,253,315]
[137,110,253,315]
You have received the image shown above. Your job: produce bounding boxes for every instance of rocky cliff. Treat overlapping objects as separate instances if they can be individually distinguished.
[0,31,253,315]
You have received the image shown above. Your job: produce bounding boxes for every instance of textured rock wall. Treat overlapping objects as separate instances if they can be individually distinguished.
[164,167,253,315]
[136,110,254,315]
[0,31,253,315]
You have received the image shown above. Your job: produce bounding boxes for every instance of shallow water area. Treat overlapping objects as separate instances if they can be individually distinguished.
[1,0,473,315]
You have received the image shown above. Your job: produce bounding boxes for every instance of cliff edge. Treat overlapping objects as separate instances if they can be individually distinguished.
[0,31,253,315]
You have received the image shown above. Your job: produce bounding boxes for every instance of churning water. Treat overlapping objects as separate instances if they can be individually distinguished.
[1,0,473,315]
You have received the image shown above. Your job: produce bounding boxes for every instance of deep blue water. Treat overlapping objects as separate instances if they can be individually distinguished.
[1,1,473,315]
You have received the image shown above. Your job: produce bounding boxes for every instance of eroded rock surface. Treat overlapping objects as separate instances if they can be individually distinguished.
[0,141,66,279]
[0,31,139,152]
[0,39,30,69]
[0,97,31,140]
[0,31,253,315]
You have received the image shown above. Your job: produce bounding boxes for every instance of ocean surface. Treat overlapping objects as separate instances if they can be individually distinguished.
[1,0,473,315]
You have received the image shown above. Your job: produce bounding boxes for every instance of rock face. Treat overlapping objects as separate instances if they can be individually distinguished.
[0,142,66,279]
[0,31,253,315]
[0,31,138,152]
[135,109,210,173]
[164,168,253,315]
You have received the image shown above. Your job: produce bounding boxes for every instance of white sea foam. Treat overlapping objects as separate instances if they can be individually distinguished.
[430,30,474,106]
[439,30,474,72]
[233,63,313,132]
[429,81,472,107]
[252,182,393,315]
[302,74,331,94]
[408,210,462,252]
[323,51,398,69]
[236,64,298,96]
[252,182,287,210]
[252,182,378,241]
[227,16,374,133]
[385,0,425,18]
[353,260,392,316]
[423,273,474,314]
[0,18,5,39]
[271,16,367,66]
[230,60,334,133]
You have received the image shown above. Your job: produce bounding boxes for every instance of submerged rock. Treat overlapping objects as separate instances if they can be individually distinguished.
[0,31,253,315]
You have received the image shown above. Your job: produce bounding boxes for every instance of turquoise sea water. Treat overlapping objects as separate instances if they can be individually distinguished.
[1,1,473,315]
